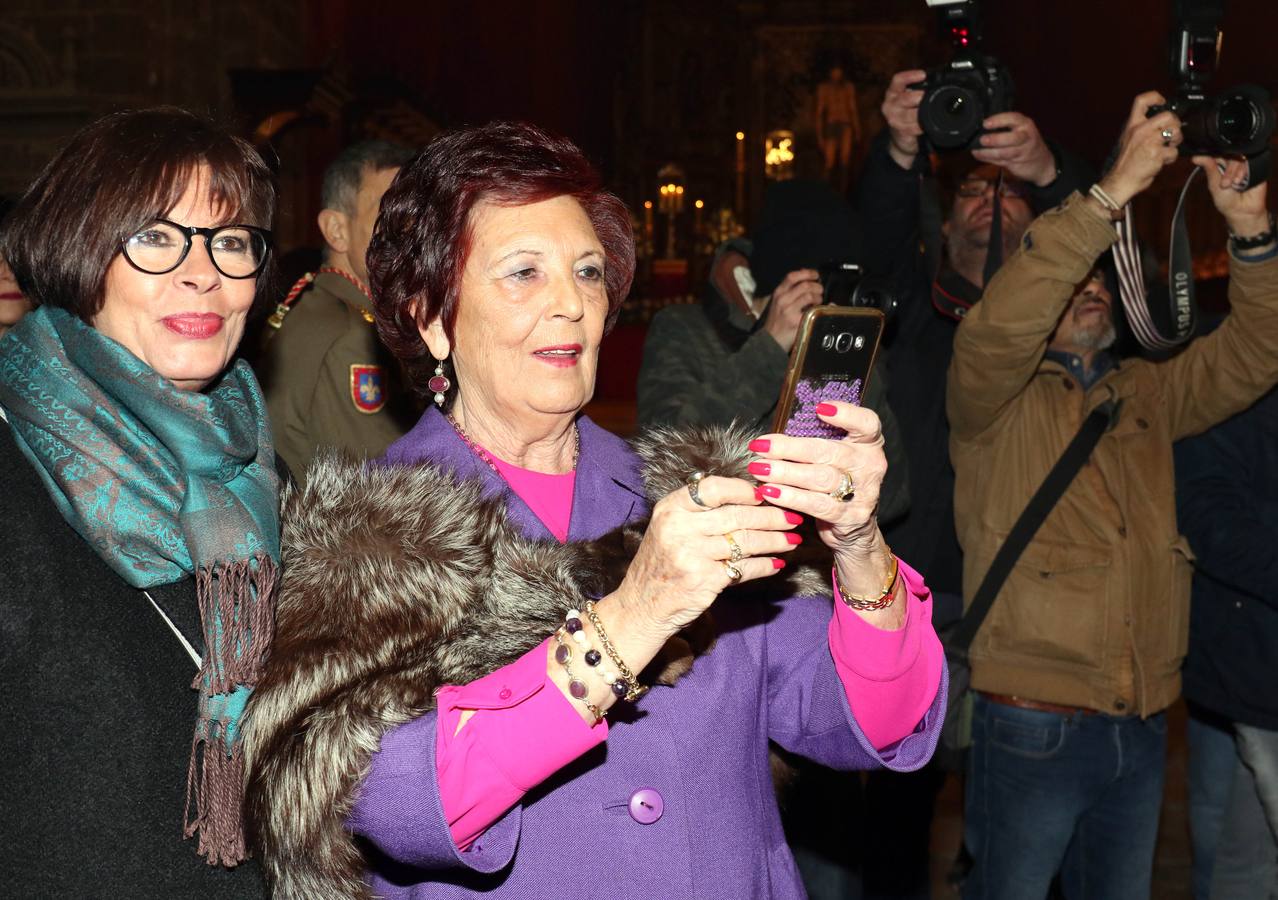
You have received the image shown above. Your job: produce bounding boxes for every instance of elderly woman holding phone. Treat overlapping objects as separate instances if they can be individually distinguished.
[248,122,945,898]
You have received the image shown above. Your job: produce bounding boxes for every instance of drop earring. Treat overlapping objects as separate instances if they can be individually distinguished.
[428,358,451,407]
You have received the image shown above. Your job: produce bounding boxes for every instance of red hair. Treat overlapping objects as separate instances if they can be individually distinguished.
[367,121,635,395]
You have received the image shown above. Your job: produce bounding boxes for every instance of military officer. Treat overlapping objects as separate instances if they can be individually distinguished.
[259,139,418,480]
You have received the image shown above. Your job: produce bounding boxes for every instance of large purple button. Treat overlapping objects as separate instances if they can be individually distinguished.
[628,788,664,825]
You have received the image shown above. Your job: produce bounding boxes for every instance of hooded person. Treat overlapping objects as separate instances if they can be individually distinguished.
[637,178,909,524]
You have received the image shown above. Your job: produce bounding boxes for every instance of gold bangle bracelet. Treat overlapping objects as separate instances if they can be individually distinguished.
[835,550,900,611]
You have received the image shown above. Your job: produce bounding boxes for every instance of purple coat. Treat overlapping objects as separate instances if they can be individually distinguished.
[348,408,945,897]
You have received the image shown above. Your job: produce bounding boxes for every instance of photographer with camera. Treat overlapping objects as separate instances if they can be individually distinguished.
[947,90,1278,899]
[860,68,1095,621]
[637,179,909,528]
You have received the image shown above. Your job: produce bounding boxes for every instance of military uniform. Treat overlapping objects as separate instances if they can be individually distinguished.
[259,269,417,480]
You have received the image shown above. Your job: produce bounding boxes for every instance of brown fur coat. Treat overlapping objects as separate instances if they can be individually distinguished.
[244,424,831,899]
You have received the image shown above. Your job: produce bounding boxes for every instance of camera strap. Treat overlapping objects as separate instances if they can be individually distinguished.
[1115,150,1272,352]
[982,168,1006,286]
[1113,170,1200,351]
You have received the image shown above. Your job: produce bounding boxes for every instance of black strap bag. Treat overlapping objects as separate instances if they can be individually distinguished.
[939,397,1120,756]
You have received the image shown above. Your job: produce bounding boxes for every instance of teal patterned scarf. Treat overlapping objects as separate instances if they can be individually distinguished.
[0,306,280,867]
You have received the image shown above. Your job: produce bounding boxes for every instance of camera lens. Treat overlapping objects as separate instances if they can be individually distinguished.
[920,83,984,149]
[1217,96,1259,148]
[834,332,853,353]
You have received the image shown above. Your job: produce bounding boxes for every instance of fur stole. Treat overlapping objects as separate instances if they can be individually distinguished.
[244,424,831,898]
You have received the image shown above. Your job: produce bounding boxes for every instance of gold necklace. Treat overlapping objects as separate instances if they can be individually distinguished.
[445,412,580,476]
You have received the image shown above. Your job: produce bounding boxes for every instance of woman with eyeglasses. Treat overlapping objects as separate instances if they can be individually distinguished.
[0,107,277,897]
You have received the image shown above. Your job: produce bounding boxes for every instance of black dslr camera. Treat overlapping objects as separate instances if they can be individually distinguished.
[1145,0,1274,159]
[818,262,898,316]
[914,0,1013,150]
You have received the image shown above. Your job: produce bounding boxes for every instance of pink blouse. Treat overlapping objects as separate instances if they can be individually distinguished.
[434,467,944,849]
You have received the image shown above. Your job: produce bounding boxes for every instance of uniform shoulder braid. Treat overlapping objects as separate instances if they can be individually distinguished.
[267,267,375,332]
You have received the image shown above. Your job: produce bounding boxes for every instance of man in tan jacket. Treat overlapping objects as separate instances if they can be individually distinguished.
[948,92,1278,899]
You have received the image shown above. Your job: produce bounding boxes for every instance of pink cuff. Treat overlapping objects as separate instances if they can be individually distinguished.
[829,559,944,749]
[437,637,607,848]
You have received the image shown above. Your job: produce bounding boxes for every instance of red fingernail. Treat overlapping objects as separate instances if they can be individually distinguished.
[754,486,766,501]
[785,532,802,545]
[760,485,782,499]
[748,461,771,476]
[816,403,838,417]
[749,439,771,452]
[772,559,786,570]
[784,511,803,525]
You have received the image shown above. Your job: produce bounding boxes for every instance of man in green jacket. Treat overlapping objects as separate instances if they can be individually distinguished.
[948,92,1278,899]
[259,140,418,480]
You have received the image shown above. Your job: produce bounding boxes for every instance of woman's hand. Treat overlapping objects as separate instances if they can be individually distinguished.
[1193,155,1271,237]
[1098,92,1181,207]
[612,475,802,638]
[747,402,904,626]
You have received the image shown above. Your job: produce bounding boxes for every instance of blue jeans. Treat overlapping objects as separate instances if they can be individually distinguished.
[962,693,1167,900]
[1187,708,1236,899]
[1210,724,1278,900]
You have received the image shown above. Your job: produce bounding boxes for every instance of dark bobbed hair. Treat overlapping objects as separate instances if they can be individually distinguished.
[5,106,277,319]
[367,121,635,395]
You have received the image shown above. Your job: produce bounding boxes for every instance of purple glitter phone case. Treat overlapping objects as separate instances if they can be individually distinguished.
[781,377,863,438]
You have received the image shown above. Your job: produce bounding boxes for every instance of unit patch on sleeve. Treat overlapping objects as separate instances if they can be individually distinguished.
[350,364,387,414]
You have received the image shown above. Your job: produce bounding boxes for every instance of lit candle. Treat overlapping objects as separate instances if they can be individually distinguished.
[694,199,704,236]
[735,131,745,215]
[643,200,654,238]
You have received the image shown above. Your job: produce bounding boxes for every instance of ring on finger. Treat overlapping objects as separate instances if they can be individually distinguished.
[724,531,745,563]
[830,470,856,503]
[723,561,743,583]
[686,471,710,508]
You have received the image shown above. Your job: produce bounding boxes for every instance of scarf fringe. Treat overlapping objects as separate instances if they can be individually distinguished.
[187,553,278,866]
[184,733,249,866]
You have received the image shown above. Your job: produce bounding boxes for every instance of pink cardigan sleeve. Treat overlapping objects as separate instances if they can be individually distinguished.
[436,559,942,848]
[829,558,945,748]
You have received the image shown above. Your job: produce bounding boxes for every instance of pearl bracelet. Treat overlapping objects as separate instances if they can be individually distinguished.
[583,601,648,703]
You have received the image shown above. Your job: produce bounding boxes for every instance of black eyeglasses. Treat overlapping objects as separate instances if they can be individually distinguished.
[121,219,272,280]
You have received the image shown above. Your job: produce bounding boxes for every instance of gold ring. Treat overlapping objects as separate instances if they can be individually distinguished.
[724,531,745,563]
[723,561,743,583]
[686,471,710,508]
[830,470,856,503]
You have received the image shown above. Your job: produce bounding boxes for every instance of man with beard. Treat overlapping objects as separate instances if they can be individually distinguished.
[948,91,1278,899]
[858,68,1093,638]
[849,72,1092,899]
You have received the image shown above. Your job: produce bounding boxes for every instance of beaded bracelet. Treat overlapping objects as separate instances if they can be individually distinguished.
[552,630,605,725]
[1230,213,1277,251]
[564,608,640,704]
[581,601,648,703]
[834,550,901,611]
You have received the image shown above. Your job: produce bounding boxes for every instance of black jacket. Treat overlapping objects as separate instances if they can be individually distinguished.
[1177,385,1278,730]
[856,130,1092,600]
[0,420,265,897]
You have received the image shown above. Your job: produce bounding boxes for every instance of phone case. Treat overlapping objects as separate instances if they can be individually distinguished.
[773,306,885,438]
